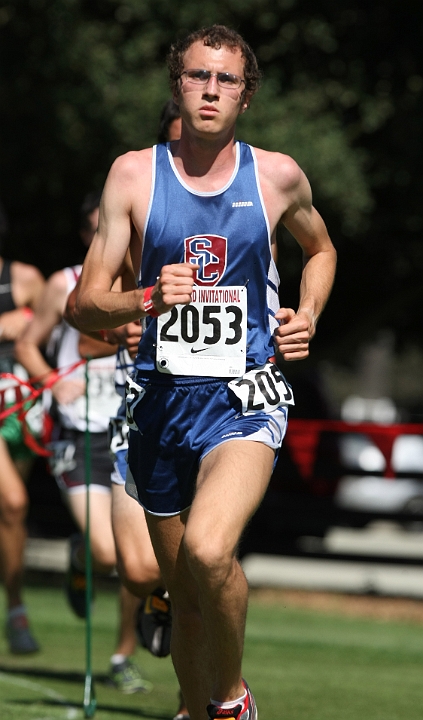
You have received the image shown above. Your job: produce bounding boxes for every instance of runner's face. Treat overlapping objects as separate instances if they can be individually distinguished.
[176,41,247,137]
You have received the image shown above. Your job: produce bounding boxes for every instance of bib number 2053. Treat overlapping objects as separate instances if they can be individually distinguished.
[229,362,294,415]
[156,286,247,377]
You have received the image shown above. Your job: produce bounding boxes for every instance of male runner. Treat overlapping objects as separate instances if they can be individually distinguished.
[73,25,337,720]
[15,194,150,693]
[0,202,45,653]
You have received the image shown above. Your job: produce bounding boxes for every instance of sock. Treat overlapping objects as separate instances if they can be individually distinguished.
[110,653,127,666]
[210,689,247,709]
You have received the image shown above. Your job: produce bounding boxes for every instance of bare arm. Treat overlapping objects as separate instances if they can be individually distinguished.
[15,270,68,380]
[67,248,141,357]
[273,162,337,361]
[11,261,45,309]
[15,271,88,404]
[78,334,118,359]
[74,151,198,333]
[0,262,45,342]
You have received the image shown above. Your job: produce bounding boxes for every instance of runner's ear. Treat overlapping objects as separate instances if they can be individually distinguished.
[239,94,252,114]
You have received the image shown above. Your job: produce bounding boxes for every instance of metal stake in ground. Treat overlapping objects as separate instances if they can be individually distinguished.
[83,359,97,718]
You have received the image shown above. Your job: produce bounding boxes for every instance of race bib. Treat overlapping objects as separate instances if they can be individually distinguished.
[74,359,120,422]
[125,375,146,430]
[228,362,295,415]
[156,286,247,377]
[108,415,129,459]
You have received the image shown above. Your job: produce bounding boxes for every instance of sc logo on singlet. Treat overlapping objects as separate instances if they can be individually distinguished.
[184,235,227,287]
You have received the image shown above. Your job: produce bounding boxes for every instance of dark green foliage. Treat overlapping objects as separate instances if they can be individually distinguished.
[0,1,422,357]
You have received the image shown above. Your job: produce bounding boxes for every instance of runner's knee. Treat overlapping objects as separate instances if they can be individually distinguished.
[116,552,161,595]
[0,486,28,525]
[183,525,234,587]
[90,536,116,572]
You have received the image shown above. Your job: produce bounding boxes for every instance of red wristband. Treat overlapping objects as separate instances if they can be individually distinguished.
[143,286,159,318]
[22,307,34,320]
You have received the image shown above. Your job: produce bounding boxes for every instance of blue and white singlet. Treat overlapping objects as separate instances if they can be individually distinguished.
[134,141,280,377]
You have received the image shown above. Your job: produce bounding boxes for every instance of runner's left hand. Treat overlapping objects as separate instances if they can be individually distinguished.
[274,308,314,361]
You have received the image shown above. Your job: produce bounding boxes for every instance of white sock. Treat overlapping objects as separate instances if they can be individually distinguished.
[110,653,127,666]
[210,689,247,709]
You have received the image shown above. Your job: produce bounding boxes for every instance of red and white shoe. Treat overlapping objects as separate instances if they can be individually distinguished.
[206,680,258,720]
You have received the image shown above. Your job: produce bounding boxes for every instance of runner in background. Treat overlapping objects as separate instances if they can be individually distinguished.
[157,99,182,144]
[0,200,45,654]
[68,101,189,720]
[15,193,151,694]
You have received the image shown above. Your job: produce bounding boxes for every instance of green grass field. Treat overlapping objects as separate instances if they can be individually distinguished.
[0,585,422,720]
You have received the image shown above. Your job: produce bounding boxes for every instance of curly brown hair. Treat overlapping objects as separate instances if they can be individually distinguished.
[167,25,261,104]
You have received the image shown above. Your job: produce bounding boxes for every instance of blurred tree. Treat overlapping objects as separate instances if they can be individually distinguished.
[0,0,422,361]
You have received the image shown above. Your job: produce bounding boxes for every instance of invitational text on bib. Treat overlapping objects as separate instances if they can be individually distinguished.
[156,285,247,377]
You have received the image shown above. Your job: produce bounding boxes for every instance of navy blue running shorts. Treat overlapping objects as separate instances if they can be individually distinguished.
[126,373,288,517]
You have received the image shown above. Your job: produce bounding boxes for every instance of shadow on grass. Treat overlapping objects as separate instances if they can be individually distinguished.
[11,698,171,718]
[0,663,86,683]
[0,663,138,688]
[0,665,172,719]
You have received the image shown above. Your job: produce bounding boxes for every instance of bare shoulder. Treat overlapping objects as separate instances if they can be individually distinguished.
[47,268,68,292]
[41,269,69,307]
[10,261,45,307]
[10,260,44,285]
[107,148,153,189]
[252,147,312,228]
[28,268,71,321]
[18,268,68,341]
[253,147,306,193]
[102,148,153,239]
